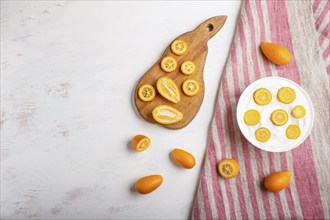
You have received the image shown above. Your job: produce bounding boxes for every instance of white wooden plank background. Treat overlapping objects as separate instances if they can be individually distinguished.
[1,1,241,219]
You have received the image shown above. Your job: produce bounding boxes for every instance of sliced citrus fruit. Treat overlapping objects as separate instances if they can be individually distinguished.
[271,109,288,126]
[277,87,296,104]
[264,171,291,192]
[156,76,180,103]
[131,134,151,152]
[161,56,177,73]
[180,60,196,75]
[182,79,200,96]
[217,158,239,179]
[138,84,156,102]
[292,105,306,118]
[244,109,260,126]
[286,124,301,139]
[253,88,272,105]
[255,127,271,142]
[171,39,188,56]
[152,105,183,125]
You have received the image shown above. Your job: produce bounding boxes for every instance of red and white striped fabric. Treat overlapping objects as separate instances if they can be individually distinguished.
[312,0,330,75]
[192,0,329,219]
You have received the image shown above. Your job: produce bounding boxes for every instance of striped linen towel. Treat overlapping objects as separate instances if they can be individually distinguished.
[192,0,329,219]
[313,0,330,75]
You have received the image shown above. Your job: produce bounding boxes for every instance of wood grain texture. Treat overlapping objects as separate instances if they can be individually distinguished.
[134,16,227,129]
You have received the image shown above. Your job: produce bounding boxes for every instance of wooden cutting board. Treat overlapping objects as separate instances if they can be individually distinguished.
[134,16,227,129]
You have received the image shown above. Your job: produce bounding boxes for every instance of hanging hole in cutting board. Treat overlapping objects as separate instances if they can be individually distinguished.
[206,23,214,32]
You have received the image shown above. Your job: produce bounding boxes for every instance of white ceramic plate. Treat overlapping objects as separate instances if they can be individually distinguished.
[236,76,314,152]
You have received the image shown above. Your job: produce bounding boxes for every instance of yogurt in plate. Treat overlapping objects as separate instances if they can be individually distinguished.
[236,77,314,152]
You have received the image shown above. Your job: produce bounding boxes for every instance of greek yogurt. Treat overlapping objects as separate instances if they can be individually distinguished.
[236,77,314,152]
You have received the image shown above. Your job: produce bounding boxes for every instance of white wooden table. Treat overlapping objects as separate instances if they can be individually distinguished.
[1,1,241,219]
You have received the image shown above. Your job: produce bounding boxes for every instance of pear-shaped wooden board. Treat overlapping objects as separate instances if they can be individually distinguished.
[134,16,227,129]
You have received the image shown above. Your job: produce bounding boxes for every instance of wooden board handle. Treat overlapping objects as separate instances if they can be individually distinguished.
[194,16,227,41]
